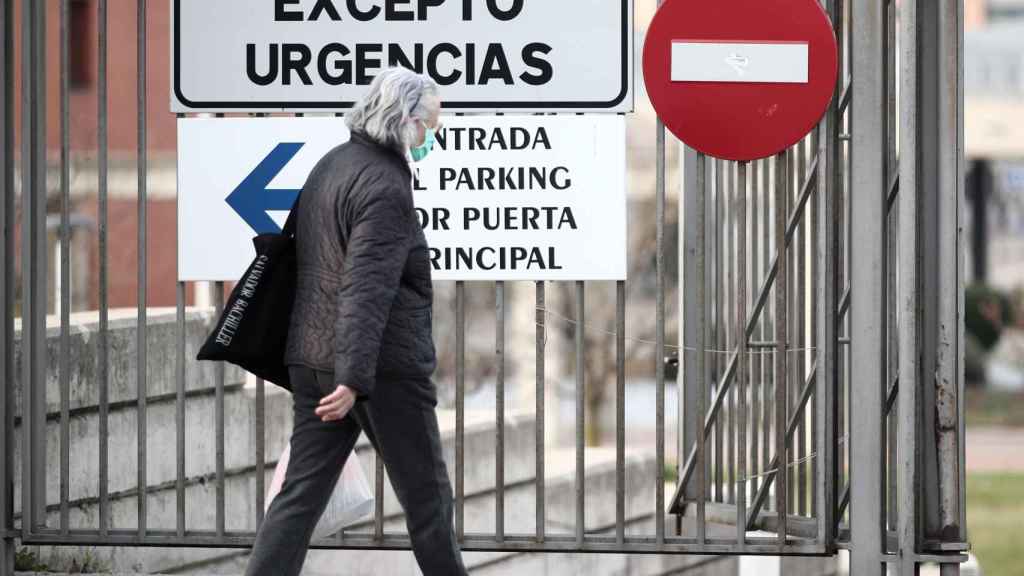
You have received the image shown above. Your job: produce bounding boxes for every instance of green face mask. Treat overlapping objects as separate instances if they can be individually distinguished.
[410,125,436,162]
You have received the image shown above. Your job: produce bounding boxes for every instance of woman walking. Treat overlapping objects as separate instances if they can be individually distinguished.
[244,67,467,576]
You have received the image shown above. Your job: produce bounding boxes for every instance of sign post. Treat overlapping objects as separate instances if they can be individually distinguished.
[172,0,633,113]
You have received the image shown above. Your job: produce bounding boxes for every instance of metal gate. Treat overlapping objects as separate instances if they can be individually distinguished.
[0,0,967,574]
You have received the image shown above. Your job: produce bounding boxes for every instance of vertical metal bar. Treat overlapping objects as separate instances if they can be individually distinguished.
[254,74,272,533]
[810,134,820,523]
[710,161,718,506]
[655,120,667,545]
[255,376,266,526]
[851,0,887,570]
[616,280,625,545]
[0,0,14,568]
[575,281,585,546]
[736,161,748,548]
[137,0,149,537]
[21,0,47,533]
[176,281,186,537]
[884,0,899,543]
[898,0,922,569]
[773,150,788,547]
[455,281,465,541]
[816,0,842,547]
[375,280,385,540]
[214,283,225,537]
[34,0,47,530]
[762,158,772,512]
[956,0,967,546]
[797,141,808,518]
[841,0,852,534]
[681,145,699,509]
[726,162,735,507]
[900,0,965,570]
[750,159,760,505]
[656,0,668,541]
[935,0,964,554]
[98,0,110,536]
[374,452,384,540]
[495,281,505,541]
[536,281,546,543]
[695,153,708,545]
[785,149,796,511]
[59,0,71,535]
[714,159,724,503]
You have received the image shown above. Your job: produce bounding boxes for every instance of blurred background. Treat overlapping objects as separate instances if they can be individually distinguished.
[963,0,1024,574]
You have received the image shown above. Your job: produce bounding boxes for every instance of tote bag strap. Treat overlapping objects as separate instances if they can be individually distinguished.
[281,191,302,237]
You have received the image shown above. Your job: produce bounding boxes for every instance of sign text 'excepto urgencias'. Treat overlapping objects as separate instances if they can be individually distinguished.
[171,0,633,113]
[176,116,627,281]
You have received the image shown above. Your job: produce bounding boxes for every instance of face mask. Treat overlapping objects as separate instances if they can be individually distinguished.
[410,123,436,162]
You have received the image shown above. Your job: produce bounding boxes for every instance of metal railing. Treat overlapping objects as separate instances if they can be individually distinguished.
[0,0,968,574]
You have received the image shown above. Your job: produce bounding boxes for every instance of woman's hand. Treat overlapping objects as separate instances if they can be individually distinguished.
[315,385,357,422]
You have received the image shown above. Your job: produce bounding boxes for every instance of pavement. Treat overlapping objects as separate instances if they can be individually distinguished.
[966,426,1024,472]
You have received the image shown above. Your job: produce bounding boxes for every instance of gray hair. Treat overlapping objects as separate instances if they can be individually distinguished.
[345,67,441,153]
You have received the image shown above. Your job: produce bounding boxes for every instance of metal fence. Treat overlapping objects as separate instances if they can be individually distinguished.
[0,0,968,574]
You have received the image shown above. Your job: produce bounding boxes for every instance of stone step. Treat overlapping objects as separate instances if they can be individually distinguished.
[12,307,538,520]
[13,308,246,418]
[187,447,697,576]
[16,397,537,574]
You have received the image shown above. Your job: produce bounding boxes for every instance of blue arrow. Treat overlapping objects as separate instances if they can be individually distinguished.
[226,142,304,234]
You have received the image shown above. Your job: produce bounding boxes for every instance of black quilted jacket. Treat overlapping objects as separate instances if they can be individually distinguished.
[283,130,436,396]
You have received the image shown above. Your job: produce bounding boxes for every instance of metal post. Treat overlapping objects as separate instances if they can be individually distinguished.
[681,145,699,506]
[0,0,13,570]
[536,281,546,544]
[736,161,748,547]
[850,0,887,572]
[137,0,149,538]
[495,281,505,542]
[695,153,707,545]
[901,0,967,573]
[898,0,922,571]
[176,281,186,537]
[816,0,842,549]
[98,0,110,537]
[616,280,625,545]
[655,122,667,544]
[455,281,465,541]
[773,151,788,547]
[21,0,47,535]
[714,160,724,504]
[575,281,585,546]
[214,282,225,537]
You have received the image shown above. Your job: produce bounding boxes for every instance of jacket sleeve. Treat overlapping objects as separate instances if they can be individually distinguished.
[333,178,413,396]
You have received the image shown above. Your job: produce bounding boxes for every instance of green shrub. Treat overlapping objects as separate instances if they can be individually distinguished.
[15,547,49,572]
[965,284,1014,352]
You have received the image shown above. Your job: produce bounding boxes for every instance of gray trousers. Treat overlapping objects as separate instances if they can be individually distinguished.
[244,365,467,576]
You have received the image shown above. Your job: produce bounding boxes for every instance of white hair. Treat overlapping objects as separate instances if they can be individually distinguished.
[345,67,441,153]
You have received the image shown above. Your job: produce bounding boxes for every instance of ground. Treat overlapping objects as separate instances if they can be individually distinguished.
[966,388,1024,576]
[967,472,1024,576]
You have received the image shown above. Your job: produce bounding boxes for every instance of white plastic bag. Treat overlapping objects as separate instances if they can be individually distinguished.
[265,442,374,539]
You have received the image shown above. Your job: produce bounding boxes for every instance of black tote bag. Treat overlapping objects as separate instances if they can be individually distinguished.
[195,194,302,391]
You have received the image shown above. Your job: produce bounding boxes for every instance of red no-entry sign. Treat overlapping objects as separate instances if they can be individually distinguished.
[643,0,839,161]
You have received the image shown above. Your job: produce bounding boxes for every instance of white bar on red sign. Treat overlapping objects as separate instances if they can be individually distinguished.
[670,41,809,84]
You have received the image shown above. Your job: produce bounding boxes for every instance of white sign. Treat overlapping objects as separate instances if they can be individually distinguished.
[176,116,627,281]
[670,41,808,84]
[171,0,633,113]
